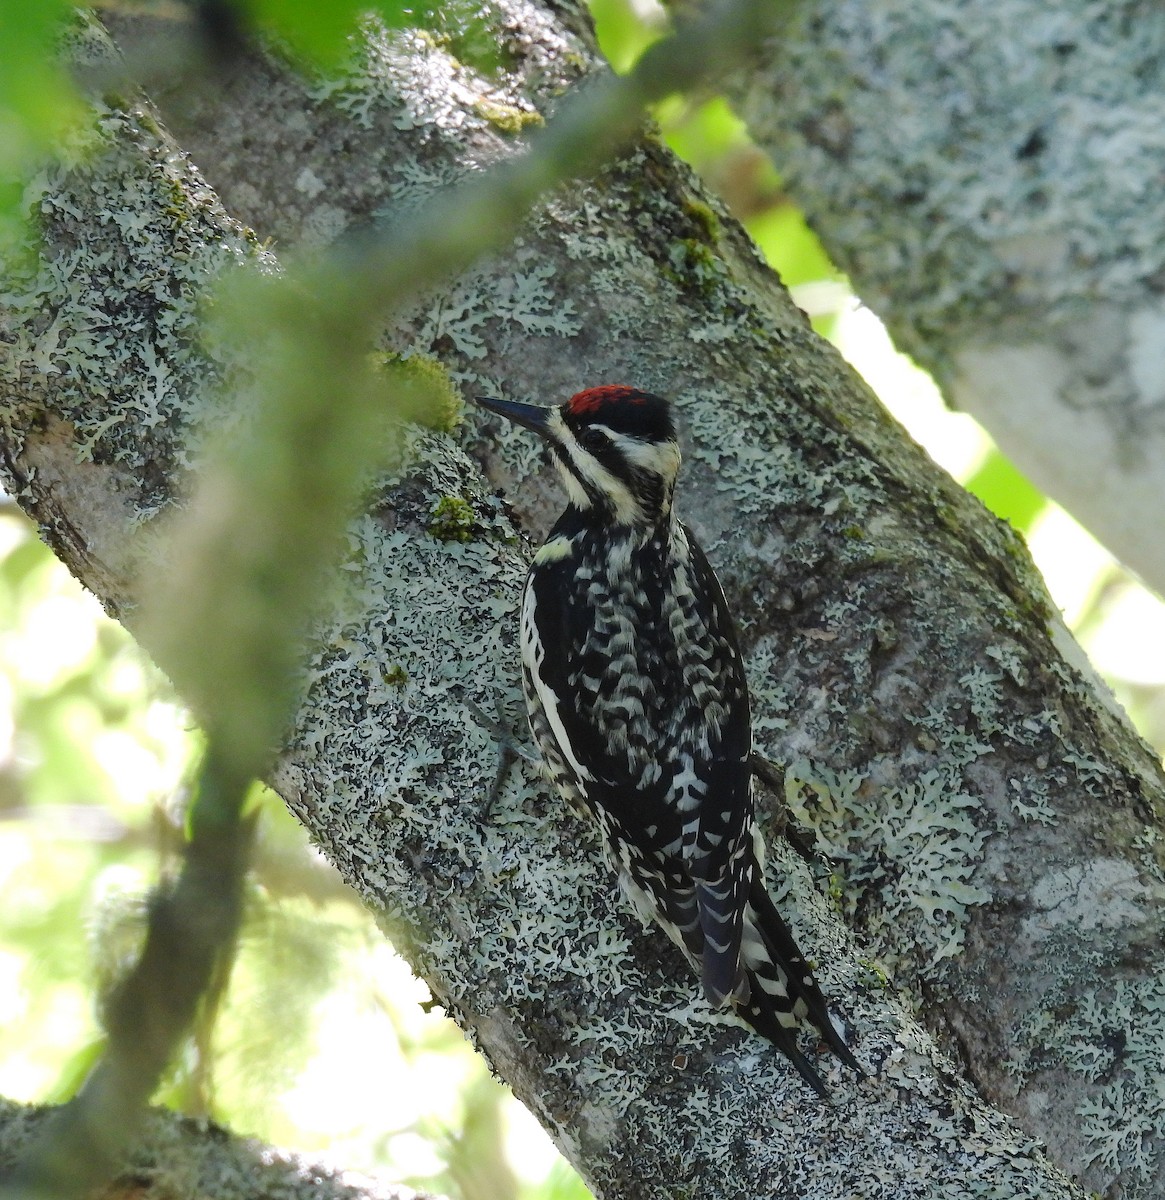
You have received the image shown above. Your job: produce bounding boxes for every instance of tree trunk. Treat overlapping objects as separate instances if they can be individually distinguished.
[711,0,1165,595]
[2,4,1163,1197]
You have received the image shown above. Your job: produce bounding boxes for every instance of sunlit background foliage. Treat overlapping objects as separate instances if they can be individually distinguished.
[4,2,1165,1199]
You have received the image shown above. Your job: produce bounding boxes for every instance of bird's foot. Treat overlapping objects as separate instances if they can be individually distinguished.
[465,688,538,818]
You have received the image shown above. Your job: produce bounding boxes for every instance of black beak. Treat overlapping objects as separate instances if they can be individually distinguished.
[474,396,554,438]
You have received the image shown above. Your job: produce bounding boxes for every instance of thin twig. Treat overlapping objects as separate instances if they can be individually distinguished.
[749,751,821,866]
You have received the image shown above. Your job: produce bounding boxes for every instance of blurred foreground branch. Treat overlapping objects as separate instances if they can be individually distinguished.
[3,753,254,1200]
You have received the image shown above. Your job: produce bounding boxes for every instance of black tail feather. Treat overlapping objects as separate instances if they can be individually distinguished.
[744,877,865,1082]
[739,995,830,1097]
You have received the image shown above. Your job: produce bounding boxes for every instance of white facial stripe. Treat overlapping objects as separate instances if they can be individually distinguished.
[556,461,592,510]
[566,450,641,523]
[613,433,681,481]
[522,583,594,783]
[544,410,681,525]
[544,408,595,511]
[557,424,643,523]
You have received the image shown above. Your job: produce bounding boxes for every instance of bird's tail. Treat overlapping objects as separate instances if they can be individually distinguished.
[736,876,863,1096]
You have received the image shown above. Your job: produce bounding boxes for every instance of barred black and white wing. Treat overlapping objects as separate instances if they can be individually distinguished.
[519,520,746,991]
[674,530,755,1007]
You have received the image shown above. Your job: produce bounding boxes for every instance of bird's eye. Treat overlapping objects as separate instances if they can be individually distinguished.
[578,428,609,453]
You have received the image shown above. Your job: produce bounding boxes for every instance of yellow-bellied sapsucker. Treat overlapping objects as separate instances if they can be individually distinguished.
[475,385,860,1095]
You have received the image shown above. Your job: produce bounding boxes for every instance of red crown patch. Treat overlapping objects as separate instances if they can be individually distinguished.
[566,385,650,416]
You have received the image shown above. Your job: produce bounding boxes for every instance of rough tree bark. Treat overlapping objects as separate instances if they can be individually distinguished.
[712,0,1165,595]
[2,3,1164,1197]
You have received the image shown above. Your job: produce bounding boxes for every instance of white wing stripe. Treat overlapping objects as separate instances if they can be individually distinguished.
[522,581,594,783]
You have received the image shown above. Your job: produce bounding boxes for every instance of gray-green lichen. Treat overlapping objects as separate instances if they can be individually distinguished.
[1010,920,1165,1195]
[735,0,1165,363]
[308,7,557,142]
[0,96,273,518]
[783,757,991,973]
[724,0,1165,598]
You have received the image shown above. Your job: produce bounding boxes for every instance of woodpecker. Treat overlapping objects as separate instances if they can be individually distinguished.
[474,385,860,1095]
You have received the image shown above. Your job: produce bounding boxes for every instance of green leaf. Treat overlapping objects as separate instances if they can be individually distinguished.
[588,0,667,74]
[0,3,77,129]
[0,3,86,232]
[747,202,841,289]
[244,0,412,63]
[248,0,371,61]
[962,448,1047,532]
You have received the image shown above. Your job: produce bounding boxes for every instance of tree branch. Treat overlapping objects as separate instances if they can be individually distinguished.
[704,0,1165,595]
[0,1096,439,1200]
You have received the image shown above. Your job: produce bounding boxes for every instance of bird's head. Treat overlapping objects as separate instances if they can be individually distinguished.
[475,386,681,527]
